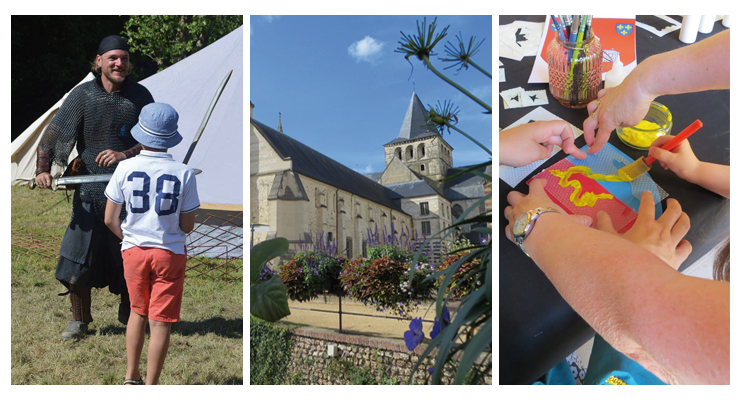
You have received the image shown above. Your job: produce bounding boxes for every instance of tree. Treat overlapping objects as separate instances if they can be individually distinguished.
[123,15,243,71]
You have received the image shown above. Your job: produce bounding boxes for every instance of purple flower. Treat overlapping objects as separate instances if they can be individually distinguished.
[429,307,451,340]
[404,317,424,351]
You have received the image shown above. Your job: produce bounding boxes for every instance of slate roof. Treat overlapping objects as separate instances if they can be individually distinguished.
[384,91,439,146]
[252,118,406,213]
[385,180,439,199]
[442,163,491,200]
[363,172,383,182]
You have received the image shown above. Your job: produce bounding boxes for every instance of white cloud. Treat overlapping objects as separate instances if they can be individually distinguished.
[353,164,375,174]
[348,36,385,63]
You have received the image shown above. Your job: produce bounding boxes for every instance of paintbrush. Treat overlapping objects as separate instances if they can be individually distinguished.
[617,119,703,181]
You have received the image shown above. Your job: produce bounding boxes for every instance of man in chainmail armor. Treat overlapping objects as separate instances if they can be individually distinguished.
[34,35,154,340]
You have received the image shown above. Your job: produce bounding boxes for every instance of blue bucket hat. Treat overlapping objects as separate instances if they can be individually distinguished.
[131,103,183,149]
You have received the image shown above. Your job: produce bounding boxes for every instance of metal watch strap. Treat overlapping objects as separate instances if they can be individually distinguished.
[515,207,559,257]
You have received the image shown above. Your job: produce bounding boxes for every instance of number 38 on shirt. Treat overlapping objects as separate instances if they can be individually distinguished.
[127,171,181,216]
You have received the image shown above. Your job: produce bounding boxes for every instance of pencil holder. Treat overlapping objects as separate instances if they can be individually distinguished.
[547,33,603,109]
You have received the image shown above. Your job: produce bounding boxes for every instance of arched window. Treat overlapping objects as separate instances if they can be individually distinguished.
[420,164,425,172]
[452,204,464,220]
[406,146,414,161]
[417,143,426,159]
[395,148,402,159]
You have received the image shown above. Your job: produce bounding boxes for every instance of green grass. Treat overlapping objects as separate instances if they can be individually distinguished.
[10,186,243,385]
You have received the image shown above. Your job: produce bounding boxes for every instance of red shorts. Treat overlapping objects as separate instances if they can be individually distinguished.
[122,246,187,322]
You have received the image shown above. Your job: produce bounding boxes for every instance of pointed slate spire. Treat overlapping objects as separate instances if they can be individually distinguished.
[278,112,283,133]
[385,91,438,145]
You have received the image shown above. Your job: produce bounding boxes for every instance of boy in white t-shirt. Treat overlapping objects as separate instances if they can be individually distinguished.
[104,102,199,385]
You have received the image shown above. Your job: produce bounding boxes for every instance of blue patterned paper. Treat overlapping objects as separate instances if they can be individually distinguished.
[566,143,667,216]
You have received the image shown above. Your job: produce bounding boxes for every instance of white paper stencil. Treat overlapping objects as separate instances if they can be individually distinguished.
[521,90,549,107]
[499,21,545,61]
[500,87,548,109]
[500,87,523,109]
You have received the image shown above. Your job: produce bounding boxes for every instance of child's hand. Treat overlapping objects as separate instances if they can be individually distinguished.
[648,135,701,183]
[96,149,126,168]
[596,190,692,270]
[499,121,586,167]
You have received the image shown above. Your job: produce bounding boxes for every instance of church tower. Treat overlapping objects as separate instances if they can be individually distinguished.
[383,92,453,182]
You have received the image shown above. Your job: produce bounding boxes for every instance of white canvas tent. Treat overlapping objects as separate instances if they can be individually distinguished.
[141,25,243,210]
[10,73,93,185]
[142,25,243,259]
[11,25,244,260]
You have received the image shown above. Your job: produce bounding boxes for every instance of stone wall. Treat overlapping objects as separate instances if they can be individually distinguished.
[284,327,440,385]
[283,326,491,385]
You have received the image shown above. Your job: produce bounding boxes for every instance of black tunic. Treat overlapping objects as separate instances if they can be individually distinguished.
[40,75,154,293]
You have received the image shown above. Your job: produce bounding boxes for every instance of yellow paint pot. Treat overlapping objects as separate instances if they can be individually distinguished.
[617,101,673,150]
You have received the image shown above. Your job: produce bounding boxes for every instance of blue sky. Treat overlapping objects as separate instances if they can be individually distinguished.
[249,15,492,175]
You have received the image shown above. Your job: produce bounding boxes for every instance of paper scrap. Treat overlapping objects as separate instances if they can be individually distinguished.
[500,87,523,109]
[500,87,548,109]
[499,68,506,82]
[521,90,549,107]
[635,15,682,37]
[499,21,545,61]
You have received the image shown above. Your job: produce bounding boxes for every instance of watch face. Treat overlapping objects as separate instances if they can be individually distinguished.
[513,212,530,236]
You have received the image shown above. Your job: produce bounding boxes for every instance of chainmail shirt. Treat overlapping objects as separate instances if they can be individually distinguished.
[39,75,155,220]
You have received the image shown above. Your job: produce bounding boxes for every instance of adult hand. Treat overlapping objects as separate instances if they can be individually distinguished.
[648,135,700,182]
[596,190,691,270]
[34,172,53,189]
[96,149,126,168]
[582,78,655,154]
[503,179,592,243]
[499,120,586,168]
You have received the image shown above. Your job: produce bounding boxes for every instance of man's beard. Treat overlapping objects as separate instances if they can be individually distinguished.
[104,68,127,84]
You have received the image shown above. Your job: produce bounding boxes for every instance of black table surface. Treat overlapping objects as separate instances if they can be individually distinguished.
[499,15,730,385]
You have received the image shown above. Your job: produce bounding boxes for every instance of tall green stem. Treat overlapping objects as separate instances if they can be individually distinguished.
[469,60,492,79]
[423,55,492,113]
[446,123,491,155]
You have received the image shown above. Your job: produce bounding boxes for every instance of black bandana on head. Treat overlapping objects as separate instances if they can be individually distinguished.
[97,35,130,55]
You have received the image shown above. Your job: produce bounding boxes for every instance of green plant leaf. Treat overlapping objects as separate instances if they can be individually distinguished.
[439,161,491,183]
[250,237,288,284]
[453,318,492,384]
[250,274,291,322]
[484,251,492,303]
[431,288,484,384]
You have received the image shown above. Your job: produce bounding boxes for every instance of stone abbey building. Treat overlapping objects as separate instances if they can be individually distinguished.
[250,92,491,262]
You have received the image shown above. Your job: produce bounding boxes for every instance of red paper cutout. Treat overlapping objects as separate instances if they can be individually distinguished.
[527,158,638,233]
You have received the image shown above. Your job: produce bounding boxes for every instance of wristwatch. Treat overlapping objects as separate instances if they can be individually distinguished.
[512,207,560,257]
